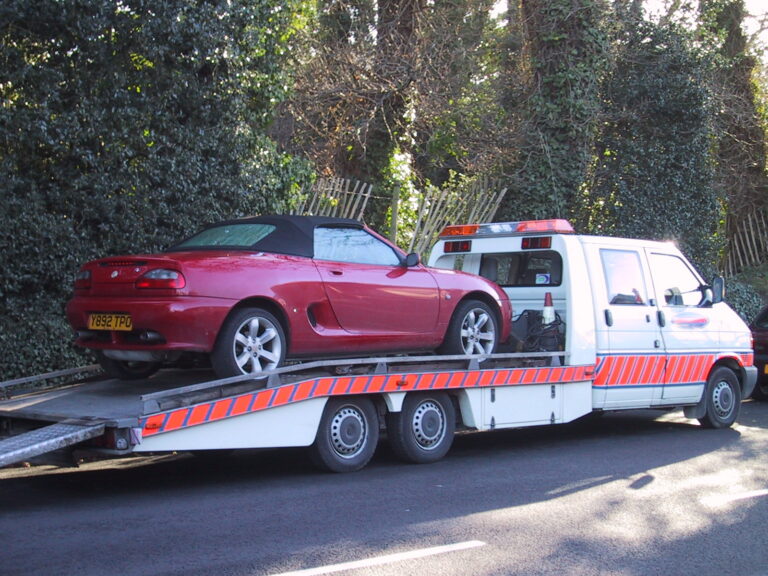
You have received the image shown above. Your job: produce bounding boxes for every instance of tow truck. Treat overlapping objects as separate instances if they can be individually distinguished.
[0,220,756,473]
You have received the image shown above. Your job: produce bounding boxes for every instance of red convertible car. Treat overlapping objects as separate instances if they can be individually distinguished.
[67,215,512,380]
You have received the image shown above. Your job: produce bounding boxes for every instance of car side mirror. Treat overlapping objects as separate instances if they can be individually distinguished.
[404,252,420,267]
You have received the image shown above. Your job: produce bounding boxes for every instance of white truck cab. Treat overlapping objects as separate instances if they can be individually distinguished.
[428,219,757,424]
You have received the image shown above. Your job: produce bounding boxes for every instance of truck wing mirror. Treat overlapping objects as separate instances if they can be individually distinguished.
[699,276,724,307]
[711,276,724,304]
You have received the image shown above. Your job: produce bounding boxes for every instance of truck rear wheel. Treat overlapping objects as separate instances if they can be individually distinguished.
[387,393,455,464]
[309,397,379,473]
[698,367,741,429]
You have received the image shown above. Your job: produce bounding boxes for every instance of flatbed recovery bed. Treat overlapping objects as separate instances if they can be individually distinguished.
[0,353,569,471]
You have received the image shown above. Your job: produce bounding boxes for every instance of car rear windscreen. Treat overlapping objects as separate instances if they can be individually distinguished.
[173,224,276,249]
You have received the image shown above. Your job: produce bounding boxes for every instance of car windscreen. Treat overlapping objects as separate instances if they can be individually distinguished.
[172,223,276,249]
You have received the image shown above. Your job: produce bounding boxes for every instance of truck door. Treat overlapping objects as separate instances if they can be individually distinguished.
[591,247,666,407]
[645,249,715,403]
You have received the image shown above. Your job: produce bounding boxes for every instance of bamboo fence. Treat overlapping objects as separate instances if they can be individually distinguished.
[722,209,768,276]
[296,177,374,220]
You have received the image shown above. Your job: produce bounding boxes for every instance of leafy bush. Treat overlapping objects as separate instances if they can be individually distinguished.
[727,277,766,323]
[584,18,723,269]
[0,0,311,379]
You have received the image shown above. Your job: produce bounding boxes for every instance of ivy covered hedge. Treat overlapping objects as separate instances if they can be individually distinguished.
[0,0,311,379]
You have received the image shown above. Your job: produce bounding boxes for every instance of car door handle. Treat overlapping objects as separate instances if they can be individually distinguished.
[329,270,343,276]
[657,310,666,327]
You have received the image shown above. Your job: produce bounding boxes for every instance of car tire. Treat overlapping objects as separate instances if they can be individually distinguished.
[211,307,286,378]
[440,299,498,355]
[387,392,455,464]
[309,397,379,473]
[698,366,742,429]
[750,375,768,401]
[96,351,161,380]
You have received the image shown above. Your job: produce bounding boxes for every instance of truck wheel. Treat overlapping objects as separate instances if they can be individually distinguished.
[96,352,160,380]
[698,367,742,429]
[440,299,498,355]
[310,397,379,473]
[387,393,455,464]
[211,307,286,378]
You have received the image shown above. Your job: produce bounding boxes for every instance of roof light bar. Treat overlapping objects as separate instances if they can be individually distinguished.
[438,219,574,238]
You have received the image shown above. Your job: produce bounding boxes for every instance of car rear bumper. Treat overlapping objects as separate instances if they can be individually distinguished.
[754,353,767,377]
[66,296,234,353]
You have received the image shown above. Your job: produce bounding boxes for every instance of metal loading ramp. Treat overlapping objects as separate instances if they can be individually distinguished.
[0,421,106,468]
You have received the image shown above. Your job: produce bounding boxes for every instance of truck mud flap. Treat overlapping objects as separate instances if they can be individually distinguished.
[0,421,106,468]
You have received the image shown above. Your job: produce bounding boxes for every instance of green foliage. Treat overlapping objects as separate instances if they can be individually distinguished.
[498,0,610,221]
[724,276,764,322]
[0,0,312,378]
[582,18,722,270]
[699,0,768,283]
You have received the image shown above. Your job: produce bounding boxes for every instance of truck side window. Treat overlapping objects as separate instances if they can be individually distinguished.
[600,249,648,305]
[649,253,702,306]
[480,251,562,287]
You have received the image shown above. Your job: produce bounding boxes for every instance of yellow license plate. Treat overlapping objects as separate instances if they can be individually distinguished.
[88,313,133,331]
[764,365,768,375]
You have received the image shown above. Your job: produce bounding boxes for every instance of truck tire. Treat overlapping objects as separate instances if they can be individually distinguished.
[310,397,379,473]
[96,351,161,380]
[440,299,498,355]
[698,367,741,429]
[211,307,286,378]
[387,392,455,464]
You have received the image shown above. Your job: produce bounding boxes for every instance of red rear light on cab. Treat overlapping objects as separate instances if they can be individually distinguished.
[74,269,92,290]
[135,269,186,289]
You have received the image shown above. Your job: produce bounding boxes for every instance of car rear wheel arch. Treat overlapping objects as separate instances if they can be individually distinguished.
[226,298,291,347]
[211,301,290,378]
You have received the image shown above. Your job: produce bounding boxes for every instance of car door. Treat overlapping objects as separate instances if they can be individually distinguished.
[645,249,716,402]
[312,226,440,333]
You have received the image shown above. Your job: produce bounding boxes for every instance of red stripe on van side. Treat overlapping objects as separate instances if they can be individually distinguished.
[273,385,293,407]
[164,409,188,432]
[187,404,211,427]
[231,394,253,416]
[251,389,274,411]
[209,398,232,422]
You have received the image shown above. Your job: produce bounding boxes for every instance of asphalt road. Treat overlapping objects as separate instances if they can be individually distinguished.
[2,401,768,576]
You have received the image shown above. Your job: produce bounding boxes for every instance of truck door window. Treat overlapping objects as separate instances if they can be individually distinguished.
[480,251,562,287]
[600,249,648,305]
[649,253,702,306]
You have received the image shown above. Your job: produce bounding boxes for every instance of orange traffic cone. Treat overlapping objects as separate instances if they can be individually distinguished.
[542,292,555,325]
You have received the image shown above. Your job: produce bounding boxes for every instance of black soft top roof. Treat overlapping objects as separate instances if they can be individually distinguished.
[170,214,365,258]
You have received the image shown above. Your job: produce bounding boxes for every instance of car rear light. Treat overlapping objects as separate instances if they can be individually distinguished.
[135,269,186,289]
[74,269,92,290]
